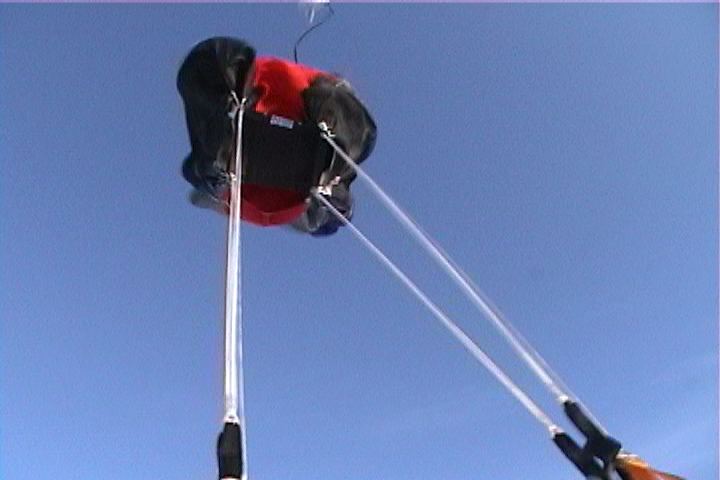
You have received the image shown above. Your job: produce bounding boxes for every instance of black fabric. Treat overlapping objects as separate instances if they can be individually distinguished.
[177,36,378,235]
[217,422,243,479]
[552,401,622,480]
[291,183,353,237]
[295,76,377,235]
[242,110,331,192]
[177,37,255,166]
[302,75,377,184]
[178,37,255,198]
[563,401,621,463]
[178,37,333,197]
[553,432,608,478]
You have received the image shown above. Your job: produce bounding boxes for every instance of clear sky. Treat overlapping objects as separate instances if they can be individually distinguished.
[0,4,717,480]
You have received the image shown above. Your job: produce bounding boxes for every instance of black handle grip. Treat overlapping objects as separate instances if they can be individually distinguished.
[217,422,243,480]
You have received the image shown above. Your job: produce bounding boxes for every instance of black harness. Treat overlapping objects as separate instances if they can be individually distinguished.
[241,109,332,193]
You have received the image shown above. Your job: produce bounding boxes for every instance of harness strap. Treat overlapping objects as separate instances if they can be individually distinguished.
[553,401,622,479]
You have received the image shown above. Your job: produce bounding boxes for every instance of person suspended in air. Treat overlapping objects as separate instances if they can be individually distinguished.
[177,37,377,236]
[179,38,686,480]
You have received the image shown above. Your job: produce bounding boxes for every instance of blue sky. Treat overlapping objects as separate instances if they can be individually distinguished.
[1,4,717,480]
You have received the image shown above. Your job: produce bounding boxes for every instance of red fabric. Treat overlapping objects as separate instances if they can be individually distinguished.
[252,57,326,120]
[239,57,329,226]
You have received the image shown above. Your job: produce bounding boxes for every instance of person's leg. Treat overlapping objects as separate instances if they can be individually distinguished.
[302,76,377,183]
[177,37,256,196]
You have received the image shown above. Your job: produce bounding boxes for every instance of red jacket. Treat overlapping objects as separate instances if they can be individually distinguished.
[241,57,331,226]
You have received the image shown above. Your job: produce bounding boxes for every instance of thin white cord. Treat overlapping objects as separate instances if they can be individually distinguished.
[223,99,248,479]
[322,133,565,399]
[321,132,607,432]
[313,192,561,435]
